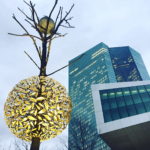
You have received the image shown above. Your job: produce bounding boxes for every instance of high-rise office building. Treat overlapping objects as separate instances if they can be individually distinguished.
[68,42,149,150]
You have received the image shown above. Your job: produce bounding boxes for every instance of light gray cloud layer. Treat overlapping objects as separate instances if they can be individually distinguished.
[0,0,150,149]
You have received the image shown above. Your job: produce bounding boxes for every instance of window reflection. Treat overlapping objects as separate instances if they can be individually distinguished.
[100,84,150,122]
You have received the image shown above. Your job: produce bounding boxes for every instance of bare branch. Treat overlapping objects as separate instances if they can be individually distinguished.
[29,1,43,39]
[44,0,59,38]
[24,51,40,69]
[47,4,74,40]
[8,30,42,60]
[54,4,74,34]
[55,6,62,26]
[23,0,31,8]
[64,17,74,28]
[12,13,42,60]
[49,0,58,18]
[29,1,40,22]
[31,37,42,60]
[18,7,33,22]
[60,24,74,28]
[34,8,40,23]
[46,40,52,64]
[47,64,68,76]
[10,1,75,76]
[18,3,40,34]
[25,19,35,28]
[8,33,41,40]
[47,53,85,76]
[12,14,29,34]
[39,46,42,57]
[60,7,63,21]
[52,33,67,40]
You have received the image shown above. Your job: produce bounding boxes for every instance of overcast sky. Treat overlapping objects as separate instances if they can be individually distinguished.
[1,0,150,149]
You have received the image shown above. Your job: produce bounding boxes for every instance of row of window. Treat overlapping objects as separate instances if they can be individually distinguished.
[100,84,150,122]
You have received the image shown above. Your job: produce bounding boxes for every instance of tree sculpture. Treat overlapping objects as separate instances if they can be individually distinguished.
[4,1,74,150]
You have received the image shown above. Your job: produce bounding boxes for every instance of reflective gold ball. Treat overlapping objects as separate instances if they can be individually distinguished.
[4,76,71,141]
[38,16,55,34]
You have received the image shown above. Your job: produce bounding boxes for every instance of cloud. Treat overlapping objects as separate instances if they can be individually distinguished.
[1,0,150,149]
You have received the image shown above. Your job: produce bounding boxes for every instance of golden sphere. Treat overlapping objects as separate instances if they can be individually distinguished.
[4,76,71,141]
[38,16,55,34]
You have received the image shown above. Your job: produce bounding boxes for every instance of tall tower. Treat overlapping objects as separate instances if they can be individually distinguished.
[68,42,149,150]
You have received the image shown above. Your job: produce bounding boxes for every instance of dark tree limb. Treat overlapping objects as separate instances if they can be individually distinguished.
[60,24,74,28]
[47,64,69,76]
[47,4,74,40]
[12,14,29,34]
[49,0,58,18]
[8,33,41,40]
[24,51,40,69]
[47,54,85,76]
[44,0,58,37]
[55,6,62,26]
[29,1,43,39]
[46,40,52,64]
[12,14,42,60]
[18,7,33,22]
[18,2,40,34]
[53,4,74,35]
[39,46,42,57]
[25,19,36,29]
[51,33,67,40]
[23,0,31,7]
[9,0,74,76]
[31,38,42,60]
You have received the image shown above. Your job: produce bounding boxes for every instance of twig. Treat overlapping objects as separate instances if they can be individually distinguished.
[10,1,75,76]
[31,37,42,60]
[18,3,40,34]
[23,0,31,7]
[25,19,36,28]
[30,1,43,39]
[47,53,85,76]
[64,17,74,28]
[51,33,67,40]
[18,7,33,22]
[46,40,52,64]
[24,51,40,69]
[12,14,29,34]
[12,14,42,59]
[55,6,62,26]
[49,0,58,18]
[34,8,40,23]
[44,0,59,38]
[47,64,68,76]
[60,24,74,28]
[47,4,74,40]
[54,4,74,34]
[8,33,41,40]
[39,46,42,57]
[60,7,63,21]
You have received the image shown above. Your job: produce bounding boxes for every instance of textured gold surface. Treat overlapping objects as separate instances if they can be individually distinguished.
[4,76,71,141]
[38,17,55,34]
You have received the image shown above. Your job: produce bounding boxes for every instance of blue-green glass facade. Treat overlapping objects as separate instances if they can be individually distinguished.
[68,42,150,150]
[109,46,149,82]
[100,84,150,122]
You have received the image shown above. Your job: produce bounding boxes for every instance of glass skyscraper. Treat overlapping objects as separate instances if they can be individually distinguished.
[68,42,149,150]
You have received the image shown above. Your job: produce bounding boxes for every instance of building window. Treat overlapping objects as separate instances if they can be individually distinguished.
[100,84,150,122]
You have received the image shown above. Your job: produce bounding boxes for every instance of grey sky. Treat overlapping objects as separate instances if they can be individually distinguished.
[0,0,150,149]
